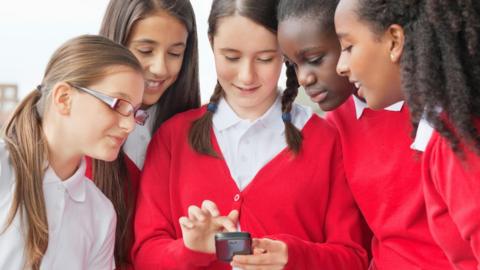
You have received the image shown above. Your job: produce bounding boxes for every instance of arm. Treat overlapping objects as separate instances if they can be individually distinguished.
[435,135,480,267]
[233,139,369,270]
[132,128,216,270]
[89,206,117,270]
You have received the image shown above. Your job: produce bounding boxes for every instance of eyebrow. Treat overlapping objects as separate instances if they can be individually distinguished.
[298,46,324,55]
[219,48,278,54]
[336,32,349,39]
[130,39,186,48]
[110,91,133,102]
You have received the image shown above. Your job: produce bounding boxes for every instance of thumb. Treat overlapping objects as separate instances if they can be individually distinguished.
[227,209,239,223]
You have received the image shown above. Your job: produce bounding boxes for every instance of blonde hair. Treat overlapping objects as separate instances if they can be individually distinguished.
[1,35,142,269]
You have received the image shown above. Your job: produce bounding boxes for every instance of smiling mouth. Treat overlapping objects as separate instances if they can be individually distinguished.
[235,85,260,92]
[146,80,165,89]
[108,135,126,146]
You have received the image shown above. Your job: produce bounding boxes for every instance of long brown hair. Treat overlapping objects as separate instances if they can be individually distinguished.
[98,0,200,267]
[100,0,200,131]
[1,35,142,269]
[188,0,303,157]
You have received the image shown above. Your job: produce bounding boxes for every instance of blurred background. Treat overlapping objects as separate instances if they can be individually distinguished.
[0,0,319,125]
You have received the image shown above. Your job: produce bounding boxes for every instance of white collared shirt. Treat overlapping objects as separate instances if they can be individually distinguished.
[212,95,312,191]
[410,117,435,152]
[353,95,405,119]
[123,105,157,169]
[0,141,116,270]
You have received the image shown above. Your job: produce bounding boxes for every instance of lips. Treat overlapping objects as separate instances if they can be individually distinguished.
[235,85,261,92]
[145,79,165,93]
[108,135,126,146]
[351,81,365,98]
[305,88,328,103]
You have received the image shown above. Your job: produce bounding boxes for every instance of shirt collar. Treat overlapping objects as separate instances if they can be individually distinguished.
[212,95,284,134]
[410,117,434,152]
[353,95,405,119]
[44,158,86,202]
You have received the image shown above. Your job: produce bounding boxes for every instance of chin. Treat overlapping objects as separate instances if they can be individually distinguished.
[90,149,121,162]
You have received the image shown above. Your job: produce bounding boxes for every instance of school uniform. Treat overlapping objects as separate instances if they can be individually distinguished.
[326,96,451,270]
[133,96,368,270]
[123,105,158,170]
[0,140,116,270]
[412,117,480,269]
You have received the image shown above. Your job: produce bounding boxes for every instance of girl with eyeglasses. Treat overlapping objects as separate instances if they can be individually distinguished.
[0,35,145,270]
[89,2,200,268]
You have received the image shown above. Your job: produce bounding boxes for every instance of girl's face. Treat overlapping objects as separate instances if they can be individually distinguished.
[335,0,403,110]
[69,66,144,162]
[127,10,188,107]
[211,15,283,119]
[278,17,354,111]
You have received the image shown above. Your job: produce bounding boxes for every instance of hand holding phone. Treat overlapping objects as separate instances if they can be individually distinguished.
[215,232,252,261]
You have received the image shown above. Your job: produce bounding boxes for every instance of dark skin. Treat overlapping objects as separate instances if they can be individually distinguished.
[278,16,358,111]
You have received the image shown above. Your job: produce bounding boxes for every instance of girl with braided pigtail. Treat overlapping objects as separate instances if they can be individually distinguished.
[335,0,480,268]
[133,0,368,269]
[278,0,452,269]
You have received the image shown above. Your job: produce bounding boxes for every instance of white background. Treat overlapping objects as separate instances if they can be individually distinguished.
[0,0,317,109]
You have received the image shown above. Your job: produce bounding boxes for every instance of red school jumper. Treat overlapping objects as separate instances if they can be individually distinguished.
[422,118,480,269]
[132,106,369,270]
[326,96,451,269]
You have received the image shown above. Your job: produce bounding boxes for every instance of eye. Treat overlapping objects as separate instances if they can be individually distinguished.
[224,55,240,62]
[257,57,273,63]
[168,52,183,58]
[306,55,325,65]
[341,45,353,53]
[136,48,153,55]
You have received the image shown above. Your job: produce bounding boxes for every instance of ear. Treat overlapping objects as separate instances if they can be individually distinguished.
[51,82,74,115]
[386,24,405,63]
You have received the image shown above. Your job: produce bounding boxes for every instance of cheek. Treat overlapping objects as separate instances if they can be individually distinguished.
[167,57,184,78]
[215,59,236,83]
[258,62,282,85]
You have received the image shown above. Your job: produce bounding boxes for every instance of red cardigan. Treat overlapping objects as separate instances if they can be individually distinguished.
[86,154,141,270]
[132,107,369,270]
[326,97,451,269]
[423,119,480,269]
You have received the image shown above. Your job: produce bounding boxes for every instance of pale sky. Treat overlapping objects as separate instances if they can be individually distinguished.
[0,0,317,109]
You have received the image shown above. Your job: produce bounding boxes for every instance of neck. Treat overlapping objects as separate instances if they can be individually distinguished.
[227,91,278,121]
[42,120,82,181]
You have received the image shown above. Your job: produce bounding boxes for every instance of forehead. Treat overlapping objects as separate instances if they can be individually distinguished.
[129,10,188,42]
[278,17,335,49]
[212,15,278,51]
[335,0,360,27]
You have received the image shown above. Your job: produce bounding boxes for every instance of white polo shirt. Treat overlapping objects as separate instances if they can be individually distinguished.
[212,95,312,191]
[0,140,116,270]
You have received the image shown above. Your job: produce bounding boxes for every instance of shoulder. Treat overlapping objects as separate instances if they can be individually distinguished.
[151,106,207,144]
[161,106,207,131]
[83,179,116,220]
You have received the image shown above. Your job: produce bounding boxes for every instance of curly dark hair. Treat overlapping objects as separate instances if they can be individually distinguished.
[356,0,480,155]
[277,0,338,35]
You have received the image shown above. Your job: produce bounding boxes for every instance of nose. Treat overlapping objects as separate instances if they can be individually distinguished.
[336,51,350,77]
[238,60,256,85]
[118,114,136,134]
[296,66,315,87]
[148,53,169,78]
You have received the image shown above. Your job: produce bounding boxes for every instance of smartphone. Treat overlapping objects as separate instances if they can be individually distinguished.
[215,232,252,262]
